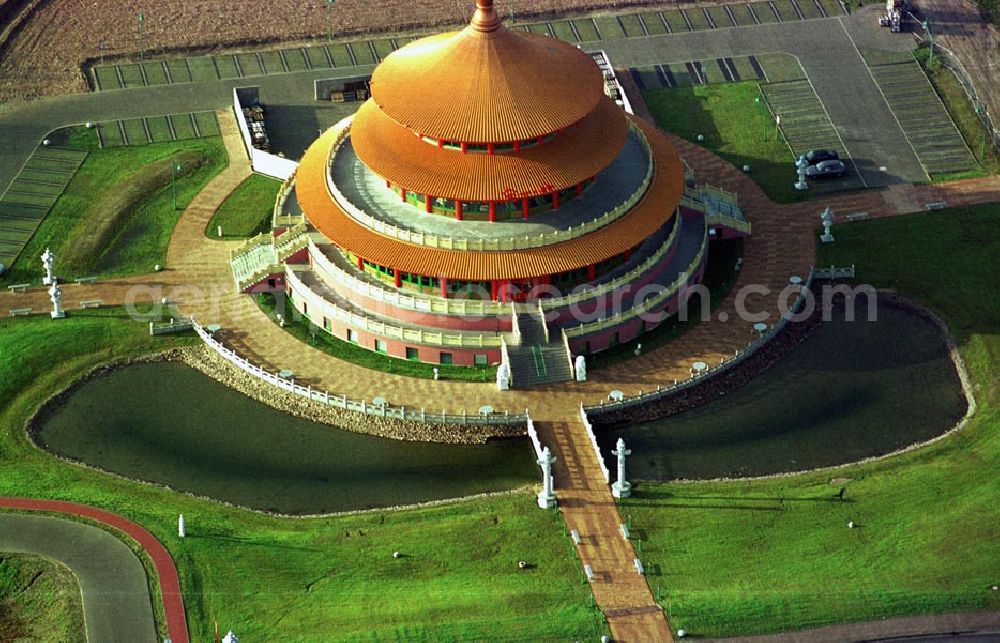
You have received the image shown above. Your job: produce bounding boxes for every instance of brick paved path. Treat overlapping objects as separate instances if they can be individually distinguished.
[2,107,998,640]
[0,498,189,643]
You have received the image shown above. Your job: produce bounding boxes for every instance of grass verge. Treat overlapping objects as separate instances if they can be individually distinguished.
[643,82,803,203]
[206,173,282,239]
[258,292,498,382]
[622,205,999,636]
[0,309,600,639]
[2,128,227,284]
[915,47,999,178]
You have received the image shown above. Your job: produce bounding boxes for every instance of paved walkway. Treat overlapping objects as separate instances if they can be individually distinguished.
[0,498,188,643]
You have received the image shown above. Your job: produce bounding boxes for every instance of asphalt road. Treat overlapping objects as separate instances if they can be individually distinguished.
[0,514,158,643]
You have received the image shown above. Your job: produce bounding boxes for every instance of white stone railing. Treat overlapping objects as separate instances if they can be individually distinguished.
[705,212,752,235]
[540,213,681,311]
[309,213,683,318]
[324,117,657,252]
[526,413,544,459]
[286,267,503,348]
[579,404,610,483]
[309,239,507,316]
[582,268,817,416]
[272,172,301,228]
[193,320,527,426]
[564,224,709,339]
[230,222,309,292]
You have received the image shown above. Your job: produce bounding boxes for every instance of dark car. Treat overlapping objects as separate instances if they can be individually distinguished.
[805,149,839,165]
[805,159,846,179]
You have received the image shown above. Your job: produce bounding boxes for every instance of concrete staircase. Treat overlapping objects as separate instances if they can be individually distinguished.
[505,305,574,388]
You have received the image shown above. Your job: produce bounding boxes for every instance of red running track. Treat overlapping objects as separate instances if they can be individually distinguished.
[0,498,189,643]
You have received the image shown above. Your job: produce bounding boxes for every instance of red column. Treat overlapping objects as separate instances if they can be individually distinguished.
[624,249,631,262]
[440,277,448,299]
[357,256,364,270]
[487,142,495,155]
[551,191,559,210]
[425,195,433,213]
[536,136,543,146]
[491,280,499,301]
[395,271,402,288]
[522,198,529,220]
[385,179,391,188]
[461,141,468,154]
[489,201,496,223]
[455,201,463,221]
[400,188,407,203]
[587,264,596,281]
[576,182,583,197]
[437,139,444,148]
[513,140,521,151]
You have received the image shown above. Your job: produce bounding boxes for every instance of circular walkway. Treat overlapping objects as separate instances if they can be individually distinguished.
[0,498,189,643]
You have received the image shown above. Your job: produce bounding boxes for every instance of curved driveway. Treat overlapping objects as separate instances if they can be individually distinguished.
[0,514,157,642]
[0,498,189,643]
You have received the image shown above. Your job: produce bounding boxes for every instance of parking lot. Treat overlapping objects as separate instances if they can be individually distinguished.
[88,0,849,92]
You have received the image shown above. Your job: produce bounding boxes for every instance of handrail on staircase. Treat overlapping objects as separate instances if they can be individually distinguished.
[537,299,549,344]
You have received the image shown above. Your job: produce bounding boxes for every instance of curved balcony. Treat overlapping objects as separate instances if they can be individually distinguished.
[325,117,656,253]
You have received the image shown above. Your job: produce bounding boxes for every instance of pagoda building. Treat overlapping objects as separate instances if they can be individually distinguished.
[236,0,750,387]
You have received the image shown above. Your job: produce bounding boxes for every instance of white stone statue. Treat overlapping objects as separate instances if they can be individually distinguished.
[496,362,511,391]
[575,355,587,381]
[611,438,632,499]
[48,280,64,319]
[820,206,835,243]
[222,631,240,643]
[795,155,809,192]
[178,514,186,538]
[41,247,55,285]
[536,446,557,509]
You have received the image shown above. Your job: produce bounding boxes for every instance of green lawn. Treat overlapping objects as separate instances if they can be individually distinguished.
[258,293,498,382]
[643,81,802,202]
[623,205,999,636]
[0,309,602,640]
[1,128,227,284]
[0,555,84,642]
[206,174,281,239]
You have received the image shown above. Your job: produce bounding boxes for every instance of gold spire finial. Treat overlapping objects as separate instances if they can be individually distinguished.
[471,0,501,32]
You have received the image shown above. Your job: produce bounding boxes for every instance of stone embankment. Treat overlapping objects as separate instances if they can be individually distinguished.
[181,345,526,444]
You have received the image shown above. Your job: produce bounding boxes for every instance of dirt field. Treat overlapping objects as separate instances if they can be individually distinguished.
[0,0,688,102]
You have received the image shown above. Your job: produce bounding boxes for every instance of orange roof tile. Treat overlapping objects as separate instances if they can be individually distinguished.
[297,116,685,282]
[350,96,628,202]
[370,21,605,143]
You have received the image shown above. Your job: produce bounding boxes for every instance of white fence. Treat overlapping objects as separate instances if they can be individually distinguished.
[583,268,816,417]
[324,117,656,252]
[286,268,502,348]
[526,413,544,460]
[233,87,299,181]
[193,321,527,427]
[579,404,610,483]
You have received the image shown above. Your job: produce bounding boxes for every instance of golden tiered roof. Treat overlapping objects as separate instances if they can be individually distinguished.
[368,0,606,144]
[350,96,627,202]
[298,117,684,282]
